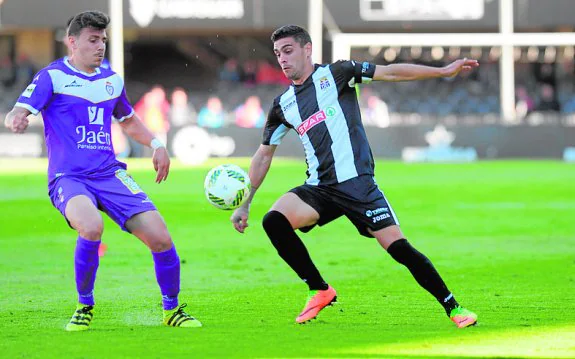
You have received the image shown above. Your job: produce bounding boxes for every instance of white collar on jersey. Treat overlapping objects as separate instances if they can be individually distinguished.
[64,56,102,77]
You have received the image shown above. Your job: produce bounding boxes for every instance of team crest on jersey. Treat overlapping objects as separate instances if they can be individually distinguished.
[297,110,327,136]
[319,76,331,90]
[106,81,114,96]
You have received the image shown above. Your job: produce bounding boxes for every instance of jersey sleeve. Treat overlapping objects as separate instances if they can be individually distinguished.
[14,70,54,115]
[332,60,377,87]
[113,87,135,122]
[262,102,290,146]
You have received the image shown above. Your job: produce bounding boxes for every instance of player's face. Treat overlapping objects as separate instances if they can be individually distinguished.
[69,27,107,70]
[274,37,311,82]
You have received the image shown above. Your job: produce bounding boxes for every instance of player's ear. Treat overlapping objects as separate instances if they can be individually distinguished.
[304,42,312,58]
[68,36,78,49]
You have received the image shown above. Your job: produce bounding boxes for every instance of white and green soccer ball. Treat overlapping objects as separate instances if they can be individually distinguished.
[204,164,251,210]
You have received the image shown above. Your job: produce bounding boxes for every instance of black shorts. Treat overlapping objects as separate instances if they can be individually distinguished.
[289,175,399,238]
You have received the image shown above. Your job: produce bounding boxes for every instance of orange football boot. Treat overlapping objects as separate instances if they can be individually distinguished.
[450,306,478,328]
[296,285,337,324]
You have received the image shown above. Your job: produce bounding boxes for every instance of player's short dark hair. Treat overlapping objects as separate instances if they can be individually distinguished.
[67,11,109,37]
[270,25,312,47]
[66,16,74,28]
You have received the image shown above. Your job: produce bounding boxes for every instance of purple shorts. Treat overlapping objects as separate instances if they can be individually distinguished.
[48,169,157,232]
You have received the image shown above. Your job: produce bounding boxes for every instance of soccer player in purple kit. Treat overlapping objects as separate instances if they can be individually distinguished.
[4,11,201,331]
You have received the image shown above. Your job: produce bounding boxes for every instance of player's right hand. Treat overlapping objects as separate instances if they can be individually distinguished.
[442,58,479,78]
[152,147,170,183]
[6,115,29,133]
[231,206,250,234]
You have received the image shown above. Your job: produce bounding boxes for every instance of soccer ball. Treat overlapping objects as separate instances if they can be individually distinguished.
[204,164,251,210]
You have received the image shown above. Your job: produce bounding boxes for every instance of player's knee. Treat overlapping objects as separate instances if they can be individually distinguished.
[149,240,172,253]
[147,229,173,252]
[262,210,292,234]
[387,238,424,265]
[77,221,104,240]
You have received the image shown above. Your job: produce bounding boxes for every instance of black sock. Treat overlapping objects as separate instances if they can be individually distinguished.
[387,239,459,315]
[262,210,328,290]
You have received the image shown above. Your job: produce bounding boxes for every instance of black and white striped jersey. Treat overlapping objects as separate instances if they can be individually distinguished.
[262,60,377,185]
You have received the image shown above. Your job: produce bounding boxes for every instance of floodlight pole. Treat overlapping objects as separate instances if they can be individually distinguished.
[109,0,125,78]
[308,0,323,64]
[499,0,515,121]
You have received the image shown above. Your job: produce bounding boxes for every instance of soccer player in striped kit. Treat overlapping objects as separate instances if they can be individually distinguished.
[231,25,479,328]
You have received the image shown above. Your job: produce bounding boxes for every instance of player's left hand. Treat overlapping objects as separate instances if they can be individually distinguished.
[442,58,479,78]
[152,147,170,183]
[231,205,250,233]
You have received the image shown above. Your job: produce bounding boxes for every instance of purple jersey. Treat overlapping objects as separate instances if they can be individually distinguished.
[15,57,134,182]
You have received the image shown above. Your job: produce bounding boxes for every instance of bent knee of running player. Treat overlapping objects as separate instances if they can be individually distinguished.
[269,192,319,229]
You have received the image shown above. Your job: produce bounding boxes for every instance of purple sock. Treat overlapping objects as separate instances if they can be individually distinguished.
[75,236,100,306]
[152,246,180,310]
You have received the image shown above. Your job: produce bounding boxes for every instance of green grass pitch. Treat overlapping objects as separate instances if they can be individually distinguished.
[0,158,574,358]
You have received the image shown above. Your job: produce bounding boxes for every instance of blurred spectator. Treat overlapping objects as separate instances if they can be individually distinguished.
[256,60,279,85]
[235,95,265,128]
[198,96,225,128]
[276,70,292,86]
[534,63,556,87]
[134,85,171,152]
[170,87,196,127]
[0,56,16,87]
[536,84,561,112]
[15,54,36,88]
[255,59,290,86]
[515,86,535,119]
[242,60,257,86]
[219,58,241,83]
[364,94,391,128]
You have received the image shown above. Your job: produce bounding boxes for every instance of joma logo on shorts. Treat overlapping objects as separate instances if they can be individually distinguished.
[372,213,390,223]
[297,110,326,136]
[365,207,389,217]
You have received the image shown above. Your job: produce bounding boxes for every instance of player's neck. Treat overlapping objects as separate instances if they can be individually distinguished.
[292,63,315,86]
[68,56,96,74]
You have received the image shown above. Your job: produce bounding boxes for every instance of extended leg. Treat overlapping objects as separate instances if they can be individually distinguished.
[372,225,477,328]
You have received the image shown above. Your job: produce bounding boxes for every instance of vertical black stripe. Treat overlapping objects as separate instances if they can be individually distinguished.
[334,72,375,177]
[262,98,279,145]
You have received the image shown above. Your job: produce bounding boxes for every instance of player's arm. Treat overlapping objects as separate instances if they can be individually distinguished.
[373,58,479,82]
[6,69,53,133]
[4,107,32,134]
[244,144,276,206]
[119,113,170,183]
[231,100,288,233]
[118,113,156,146]
[231,144,277,234]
